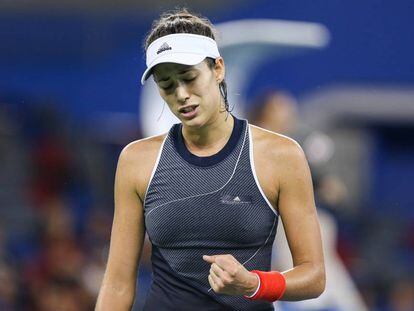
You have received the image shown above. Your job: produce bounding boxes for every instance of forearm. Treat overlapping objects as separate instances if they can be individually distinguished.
[280,262,325,301]
[95,282,136,311]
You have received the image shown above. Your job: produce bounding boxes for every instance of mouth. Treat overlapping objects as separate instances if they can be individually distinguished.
[179,105,198,113]
[178,105,199,119]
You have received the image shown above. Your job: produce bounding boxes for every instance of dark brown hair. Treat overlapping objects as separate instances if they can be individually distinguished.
[144,8,230,112]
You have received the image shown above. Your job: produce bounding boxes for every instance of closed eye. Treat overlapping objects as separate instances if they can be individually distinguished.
[160,84,173,90]
[159,77,196,90]
[183,76,196,82]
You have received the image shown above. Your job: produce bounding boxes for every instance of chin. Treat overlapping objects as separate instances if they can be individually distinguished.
[181,118,202,128]
[180,115,206,129]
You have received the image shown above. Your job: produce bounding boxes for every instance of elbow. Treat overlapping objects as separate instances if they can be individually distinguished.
[311,265,326,299]
[95,282,136,311]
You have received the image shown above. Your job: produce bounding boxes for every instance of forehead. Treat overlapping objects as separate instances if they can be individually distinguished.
[153,61,208,81]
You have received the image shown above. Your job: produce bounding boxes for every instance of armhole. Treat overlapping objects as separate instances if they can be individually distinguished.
[143,134,169,206]
[248,125,279,216]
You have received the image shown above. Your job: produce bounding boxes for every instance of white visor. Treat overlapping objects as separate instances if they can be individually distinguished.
[141,33,220,85]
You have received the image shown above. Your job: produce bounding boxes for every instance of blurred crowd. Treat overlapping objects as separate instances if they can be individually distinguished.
[0,100,123,310]
[0,93,414,311]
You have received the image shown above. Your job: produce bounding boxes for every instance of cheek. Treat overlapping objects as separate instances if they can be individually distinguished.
[157,89,175,105]
[195,77,218,101]
[157,93,176,111]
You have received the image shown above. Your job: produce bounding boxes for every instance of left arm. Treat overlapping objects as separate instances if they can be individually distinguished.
[203,137,325,301]
[275,140,325,300]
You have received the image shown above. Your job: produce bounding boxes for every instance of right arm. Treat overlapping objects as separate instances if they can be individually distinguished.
[95,145,146,310]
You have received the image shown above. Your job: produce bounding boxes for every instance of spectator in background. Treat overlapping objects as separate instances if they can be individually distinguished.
[0,260,19,310]
[248,90,350,214]
[387,278,414,311]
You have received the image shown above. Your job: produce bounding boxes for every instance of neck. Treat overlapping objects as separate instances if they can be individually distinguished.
[181,112,234,156]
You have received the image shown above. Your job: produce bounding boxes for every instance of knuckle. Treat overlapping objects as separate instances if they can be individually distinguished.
[222,275,232,284]
[215,258,223,266]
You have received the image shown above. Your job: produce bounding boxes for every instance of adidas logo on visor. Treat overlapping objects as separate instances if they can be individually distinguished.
[157,42,172,54]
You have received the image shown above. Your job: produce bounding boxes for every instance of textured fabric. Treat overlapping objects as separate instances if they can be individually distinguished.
[143,117,278,310]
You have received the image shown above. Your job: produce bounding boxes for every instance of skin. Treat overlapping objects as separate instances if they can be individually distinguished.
[95,57,325,310]
[153,58,233,155]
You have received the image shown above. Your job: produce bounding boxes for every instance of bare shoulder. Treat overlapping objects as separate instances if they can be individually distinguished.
[248,124,309,209]
[249,124,306,165]
[118,133,168,199]
[120,133,167,163]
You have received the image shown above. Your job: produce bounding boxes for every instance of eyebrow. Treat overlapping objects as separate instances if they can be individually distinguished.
[155,68,194,82]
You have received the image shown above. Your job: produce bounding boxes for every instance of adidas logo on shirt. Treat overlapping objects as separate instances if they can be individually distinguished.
[157,42,172,54]
[233,196,241,202]
[220,195,252,205]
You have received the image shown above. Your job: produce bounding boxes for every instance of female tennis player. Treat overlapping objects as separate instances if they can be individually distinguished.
[96,8,325,311]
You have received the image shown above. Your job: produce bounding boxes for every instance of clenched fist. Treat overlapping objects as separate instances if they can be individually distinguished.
[202,254,259,296]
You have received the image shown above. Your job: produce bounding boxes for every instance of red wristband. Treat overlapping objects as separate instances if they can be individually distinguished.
[245,270,286,302]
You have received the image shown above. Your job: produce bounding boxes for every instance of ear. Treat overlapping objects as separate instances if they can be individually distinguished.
[214,57,225,83]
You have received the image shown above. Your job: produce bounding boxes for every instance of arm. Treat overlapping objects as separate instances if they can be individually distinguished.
[276,140,325,300]
[95,146,146,310]
[202,131,324,301]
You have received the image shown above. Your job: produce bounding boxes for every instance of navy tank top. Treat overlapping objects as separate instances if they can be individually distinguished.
[143,116,278,311]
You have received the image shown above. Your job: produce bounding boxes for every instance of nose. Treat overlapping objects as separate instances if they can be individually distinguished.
[175,82,190,104]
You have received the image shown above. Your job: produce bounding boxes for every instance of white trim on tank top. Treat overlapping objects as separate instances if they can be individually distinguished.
[143,134,169,206]
[247,124,279,216]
